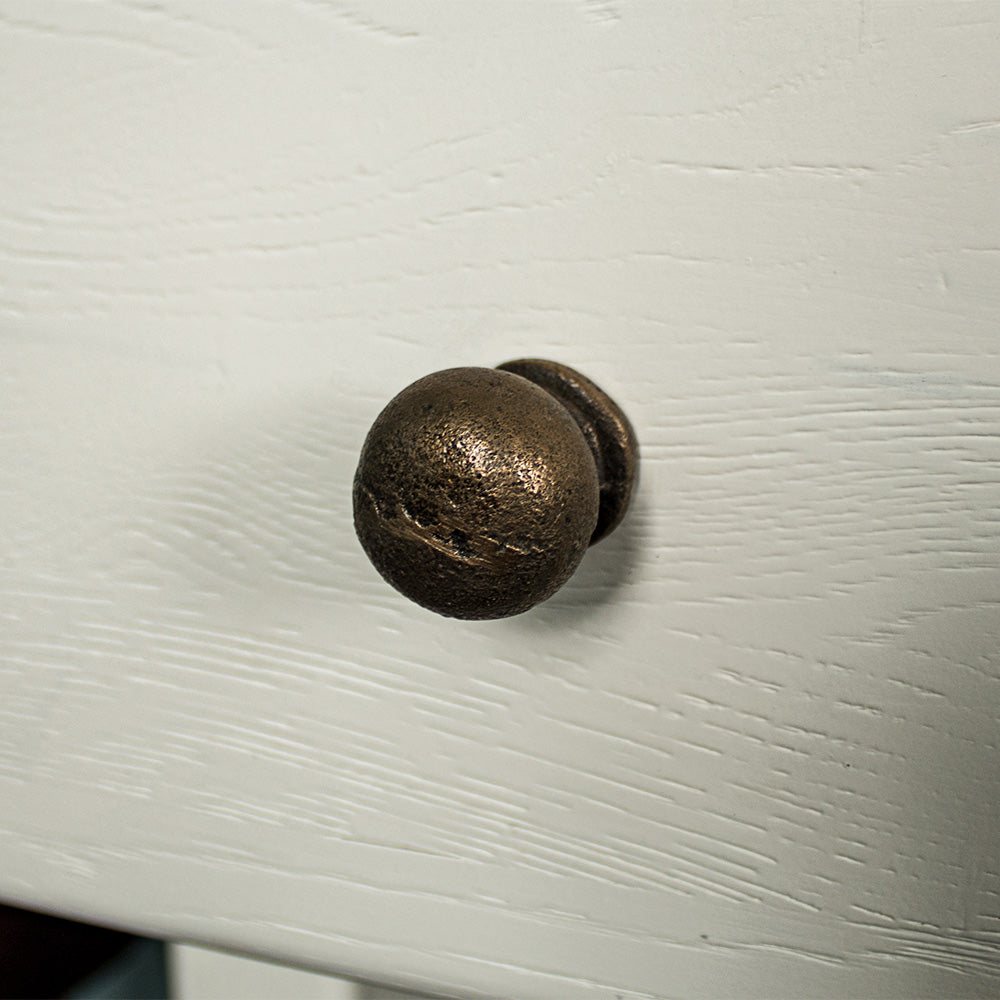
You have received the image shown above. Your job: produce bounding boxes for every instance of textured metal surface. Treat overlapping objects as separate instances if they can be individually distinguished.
[353,365,611,619]
[496,359,639,545]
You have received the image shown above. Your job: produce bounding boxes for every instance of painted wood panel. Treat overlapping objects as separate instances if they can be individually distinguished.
[2,2,999,996]
[170,943,411,1000]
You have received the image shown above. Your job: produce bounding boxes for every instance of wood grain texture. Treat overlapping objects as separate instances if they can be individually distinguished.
[2,2,999,997]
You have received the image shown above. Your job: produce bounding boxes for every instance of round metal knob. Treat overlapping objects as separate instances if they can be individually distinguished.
[353,358,638,620]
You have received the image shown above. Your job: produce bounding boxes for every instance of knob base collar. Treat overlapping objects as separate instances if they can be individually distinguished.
[496,359,638,545]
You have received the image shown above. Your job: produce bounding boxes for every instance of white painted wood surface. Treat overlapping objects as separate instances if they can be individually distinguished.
[2,2,1000,997]
[170,943,412,1000]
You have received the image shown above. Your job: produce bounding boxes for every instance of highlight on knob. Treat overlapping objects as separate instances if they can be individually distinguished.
[353,360,638,620]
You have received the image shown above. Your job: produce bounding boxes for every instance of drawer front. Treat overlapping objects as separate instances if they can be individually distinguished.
[2,4,999,997]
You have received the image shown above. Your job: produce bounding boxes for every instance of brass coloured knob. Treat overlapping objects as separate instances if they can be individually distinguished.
[353,359,638,620]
